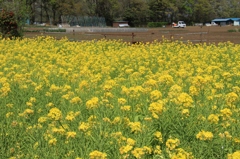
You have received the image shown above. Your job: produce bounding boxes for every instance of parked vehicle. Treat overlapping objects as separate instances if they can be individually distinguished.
[205,22,218,26]
[172,21,186,28]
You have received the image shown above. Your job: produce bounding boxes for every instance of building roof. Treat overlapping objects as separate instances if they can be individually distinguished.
[212,18,231,22]
[212,18,240,22]
[229,18,240,21]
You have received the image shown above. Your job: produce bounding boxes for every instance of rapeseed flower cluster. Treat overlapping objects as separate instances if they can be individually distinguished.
[1,37,240,158]
[47,107,62,121]
[196,130,214,141]
[166,138,180,150]
[89,150,107,159]
[228,150,240,159]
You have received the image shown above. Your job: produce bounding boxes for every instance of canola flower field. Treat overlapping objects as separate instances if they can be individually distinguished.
[0,37,240,159]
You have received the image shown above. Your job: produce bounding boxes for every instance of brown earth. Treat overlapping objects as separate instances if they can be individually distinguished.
[23,25,240,44]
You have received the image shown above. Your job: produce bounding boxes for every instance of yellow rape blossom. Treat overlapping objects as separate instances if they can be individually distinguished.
[228,150,240,159]
[170,148,194,159]
[119,145,133,154]
[89,150,107,159]
[6,103,13,108]
[120,105,131,111]
[150,90,162,101]
[24,109,34,115]
[176,93,193,107]
[128,122,142,133]
[153,145,162,155]
[26,102,33,107]
[143,146,152,154]
[126,138,136,146]
[166,138,180,150]
[65,111,80,121]
[219,131,232,140]
[47,107,62,121]
[143,79,158,88]
[181,109,190,117]
[208,114,219,124]
[154,131,163,143]
[149,101,164,117]
[66,131,77,139]
[33,142,39,150]
[70,97,82,104]
[46,102,54,107]
[220,108,232,120]
[131,148,145,159]
[6,112,13,118]
[112,117,121,124]
[78,122,90,132]
[38,117,48,123]
[158,74,174,85]
[2,35,240,159]
[86,97,99,109]
[189,85,199,96]
[196,130,213,141]
[79,80,89,90]
[225,92,238,107]
[118,98,127,105]
[52,127,65,135]
[49,84,61,92]
[48,138,57,145]
[29,97,36,103]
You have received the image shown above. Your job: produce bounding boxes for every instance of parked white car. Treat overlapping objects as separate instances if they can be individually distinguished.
[205,22,218,26]
[172,21,186,28]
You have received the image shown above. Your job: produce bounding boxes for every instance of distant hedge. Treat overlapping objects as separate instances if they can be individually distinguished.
[43,28,66,32]
[147,22,168,27]
[228,28,240,32]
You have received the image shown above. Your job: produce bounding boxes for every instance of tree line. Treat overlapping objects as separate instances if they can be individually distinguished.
[1,0,240,27]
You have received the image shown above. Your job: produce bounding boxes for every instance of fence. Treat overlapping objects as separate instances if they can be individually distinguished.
[61,16,106,27]
[48,25,239,44]
[67,29,208,44]
[171,32,208,43]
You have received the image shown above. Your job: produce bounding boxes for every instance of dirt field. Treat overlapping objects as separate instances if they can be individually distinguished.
[24,25,240,44]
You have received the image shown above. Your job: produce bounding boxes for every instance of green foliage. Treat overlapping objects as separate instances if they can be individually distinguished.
[122,0,149,27]
[95,0,120,26]
[147,22,168,28]
[0,10,22,39]
[2,0,240,27]
[43,28,66,32]
[1,38,240,158]
[228,28,240,32]
[228,29,237,32]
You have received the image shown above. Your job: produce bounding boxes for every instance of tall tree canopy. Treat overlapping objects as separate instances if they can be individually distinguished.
[1,0,240,26]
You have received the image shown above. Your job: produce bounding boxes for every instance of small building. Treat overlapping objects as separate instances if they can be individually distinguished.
[212,18,240,26]
[212,18,233,26]
[112,21,129,28]
[229,18,240,26]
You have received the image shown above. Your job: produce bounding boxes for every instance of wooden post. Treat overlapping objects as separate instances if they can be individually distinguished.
[132,33,135,43]
[170,34,173,42]
[207,27,209,43]
[200,27,202,43]
[200,32,202,43]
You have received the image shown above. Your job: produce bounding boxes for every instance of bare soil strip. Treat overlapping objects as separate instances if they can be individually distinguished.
[24,26,240,44]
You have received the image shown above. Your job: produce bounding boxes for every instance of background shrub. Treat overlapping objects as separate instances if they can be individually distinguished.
[147,22,168,27]
[0,10,22,39]
[43,28,66,32]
